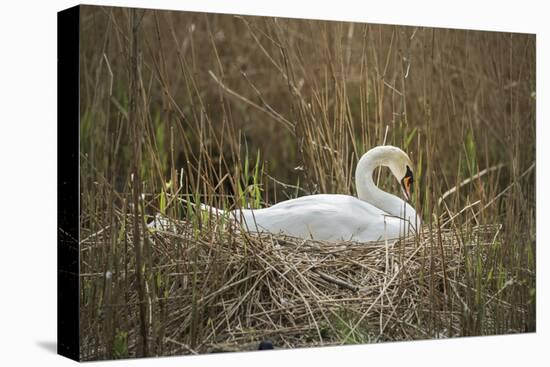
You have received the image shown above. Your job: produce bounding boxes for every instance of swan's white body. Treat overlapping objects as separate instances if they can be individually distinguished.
[200,146,420,243]
[231,194,415,242]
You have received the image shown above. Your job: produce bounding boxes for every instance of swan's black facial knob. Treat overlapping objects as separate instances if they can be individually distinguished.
[258,340,274,350]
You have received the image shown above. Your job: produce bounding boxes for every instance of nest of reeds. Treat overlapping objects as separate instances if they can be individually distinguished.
[79,212,504,359]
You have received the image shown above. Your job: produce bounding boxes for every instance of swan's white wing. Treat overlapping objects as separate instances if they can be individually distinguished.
[233,194,409,242]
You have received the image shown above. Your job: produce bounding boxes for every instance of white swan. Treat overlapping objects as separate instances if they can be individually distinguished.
[194,145,420,243]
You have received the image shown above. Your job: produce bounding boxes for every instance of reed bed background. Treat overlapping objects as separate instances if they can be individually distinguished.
[78,5,536,360]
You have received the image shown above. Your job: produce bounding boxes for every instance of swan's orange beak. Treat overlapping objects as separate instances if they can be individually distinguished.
[400,166,414,202]
[402,176,412,201]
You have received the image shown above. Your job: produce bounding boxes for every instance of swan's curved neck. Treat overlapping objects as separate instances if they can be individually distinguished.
[355,148,418,225]
[355,149,391,208]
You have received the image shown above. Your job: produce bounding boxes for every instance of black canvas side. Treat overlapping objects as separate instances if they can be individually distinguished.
[57,5,80,362]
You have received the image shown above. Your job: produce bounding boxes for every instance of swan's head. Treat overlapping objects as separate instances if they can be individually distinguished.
[385,146,415,202]
[362,145,415,201]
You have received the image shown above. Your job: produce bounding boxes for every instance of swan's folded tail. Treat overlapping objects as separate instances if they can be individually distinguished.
[196,202,225,216]
[147,199,226,231]
[179,198,225,216]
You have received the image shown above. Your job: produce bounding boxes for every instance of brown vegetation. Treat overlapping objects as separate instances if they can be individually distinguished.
[78,5,535,360]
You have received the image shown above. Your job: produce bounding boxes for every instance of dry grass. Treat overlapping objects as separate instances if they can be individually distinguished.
[77,5,536,361]
[80,210,510,360]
